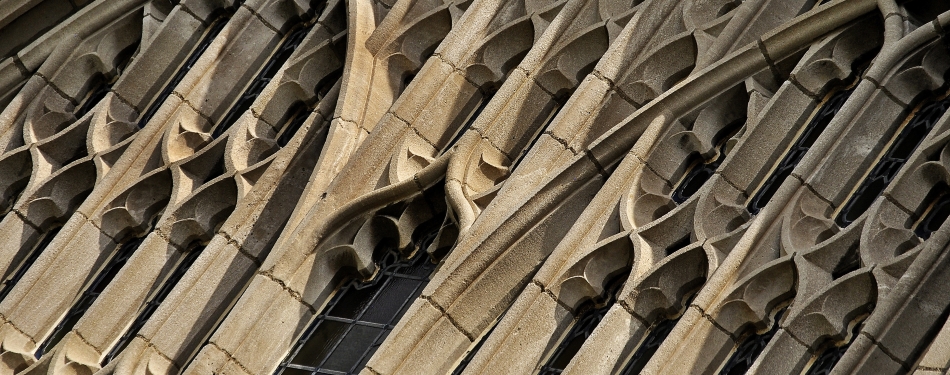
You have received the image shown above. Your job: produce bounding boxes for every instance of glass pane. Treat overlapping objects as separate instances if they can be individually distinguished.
[328,282,384,319]
[290,321,347,367]
[279,368,314,375]
[361,278,421,324]
[321,325,385,372]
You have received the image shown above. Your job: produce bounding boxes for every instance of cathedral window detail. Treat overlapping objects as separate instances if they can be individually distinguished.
[275,247,437,375]
[836,91,950,227]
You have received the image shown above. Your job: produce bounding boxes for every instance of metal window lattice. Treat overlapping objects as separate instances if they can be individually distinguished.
[275,249,436,375]
[538,274,628,375]
[836,93,950,227]
[747,84,856,214]
[718,307,788,375]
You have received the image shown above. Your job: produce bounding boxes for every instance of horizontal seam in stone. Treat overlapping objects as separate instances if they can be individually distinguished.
[802,182,836,210]
[36,72,79,105]
[585,150,610,178]
[788,75,820,100]
[249,107,278,131]
[256,270,317,314]
[409,126,439,150]
[219,230,263,266]
[757,40,785,87]
[178,4,210,26]
[782,326,814,352]
[136,334,177,364]
[531,77,558,99]
[540,131,578,155]
[916,365,945,372]
[152,228,188,253]
[714,171,750,199]
[72,329,103,355]
[470,127,514,161]
[691,303,738,342]
[593,70,640,107]
[111,90,143,114]
[933,18,946,35]
[882,193,914,216]
[144,11,165,23]
[11,209,42,232]
[0,313,36,345]
[634,155,672,189]
[616,299,650,326]
[532,279,578,316]
[431,53,483,93]
[242,4,283,35]
[860,331,911,369]
[171,91,217,125]
[421,295,477,342]
[208,341,256,375]
[864,76,907,107]
[364,365,383,375]
[13,56,30,77]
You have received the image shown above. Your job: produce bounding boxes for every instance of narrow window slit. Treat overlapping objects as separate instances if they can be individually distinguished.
[211,22,314,139]
[0,225,63,302]
[103,243,207,363]
[747,80,858,215]
[802,314,868,375]
[836,91,950,227]
[537,272,629,375]
[718,305,789,375]
[36,231,153,358]
[672,117,744,204]
[914,183,950,239]
[138,11,232,128]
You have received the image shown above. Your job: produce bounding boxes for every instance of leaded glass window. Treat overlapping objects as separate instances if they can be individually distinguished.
[836,91,950,227]
[275,248,436,375]
[103,244,206,363]
[212,20,316,138]
[747,84,856,214]
[537,272,629,375]
[718,306,788,375]
[803,315,866,375]
[0,225,62,301]
[138,10,232,128]
[915,183,950,239]
[37,233,151,357]
[619,316,679,375]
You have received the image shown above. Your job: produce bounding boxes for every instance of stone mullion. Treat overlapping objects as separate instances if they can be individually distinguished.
[0,1,304,374]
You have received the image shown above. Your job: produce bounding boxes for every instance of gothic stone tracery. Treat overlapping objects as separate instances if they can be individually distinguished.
[1,0,950,374]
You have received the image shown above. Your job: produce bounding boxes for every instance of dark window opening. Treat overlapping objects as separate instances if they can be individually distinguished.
[747,82,857,215]
[36,232,151,358]
[830,243,861,280]
[718,306,788,375]
[276,102,311,147]
[0,225,63,302]
[451,313,506,375]
[138,12,232,128]
[441,93,494,154]
[665,235,692,257]
[620,316,679,375]
[510,101,563,172]
[275,248,437,375]
[803,315,867,375]
[212,23,314,138]
[836,93,950,227]
[914,183,950,239]
[672,118,744,204]
[103,243,207,364]
[538,272,629,375]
